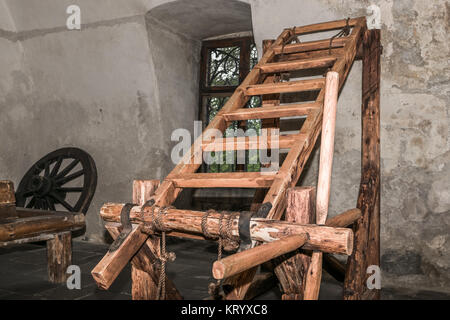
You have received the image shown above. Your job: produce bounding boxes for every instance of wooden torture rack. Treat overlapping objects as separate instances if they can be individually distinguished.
[92,17,381,300]
[0,180,85,283]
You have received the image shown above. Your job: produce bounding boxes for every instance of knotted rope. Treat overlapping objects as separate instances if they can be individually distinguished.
[201,210,240,299]
[149,205,175,300]
[329,18,351,54]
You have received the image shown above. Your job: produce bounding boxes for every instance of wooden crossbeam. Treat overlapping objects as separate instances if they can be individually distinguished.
[292,17,362,35]
[169,172,276,188]
[244,78,325,96]
[99,204,354,256]
[202,134,302,151]
[258,56,336,74]
[272,37,348,55]
[222,103,319,121]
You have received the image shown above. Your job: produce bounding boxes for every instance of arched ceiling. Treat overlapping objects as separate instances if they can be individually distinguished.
[147,0,253,40]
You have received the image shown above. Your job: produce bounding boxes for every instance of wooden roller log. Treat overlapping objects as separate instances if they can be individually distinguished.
[100,204,353,255]
[213,234,308,280]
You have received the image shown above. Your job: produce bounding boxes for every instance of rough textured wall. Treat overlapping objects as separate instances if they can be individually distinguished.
[0,0,201,242]
[250,0,450,292]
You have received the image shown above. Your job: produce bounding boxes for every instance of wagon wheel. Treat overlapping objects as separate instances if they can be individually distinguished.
[15,148,97,214]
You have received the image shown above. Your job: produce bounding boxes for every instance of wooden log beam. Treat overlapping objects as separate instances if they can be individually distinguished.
[274,187,315,299]
[325,208,362,227]
[100,204,353,255]
[213,234,308,280]
[47,231,71,283]
[344,28,381,300]
[0,211,85,242]
[91,225,148,290]
[304,71,339,300]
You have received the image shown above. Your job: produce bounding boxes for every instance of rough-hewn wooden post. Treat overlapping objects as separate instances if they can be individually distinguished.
[0,181,17,219]
[131,180,160,300]
[47,231,72,283]
[274,186,315,300]
[344,29,381,300]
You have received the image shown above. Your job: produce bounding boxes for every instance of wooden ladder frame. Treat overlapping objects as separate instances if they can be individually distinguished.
[92,17,381,300]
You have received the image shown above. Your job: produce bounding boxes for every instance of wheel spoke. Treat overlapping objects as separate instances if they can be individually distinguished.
[50,156,63,177]
[55,159,80,179]
[46,197,56,211]
[49,192,74,211]
[56,169,84,185]
[57,187,84,193]
[26,197,36,208]
[44,161,50,177]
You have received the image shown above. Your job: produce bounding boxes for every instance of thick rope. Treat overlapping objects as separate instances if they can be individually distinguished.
[329,18,351,54]
[150,206,175,300]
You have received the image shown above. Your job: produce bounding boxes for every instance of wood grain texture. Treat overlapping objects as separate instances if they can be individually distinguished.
[100,204,353,255]
[47,231,71,283]
[222,103,319,121]
[304,71,339,300]
[0,211,85,242]
[169,172,276,188]
[213,234,308,279]
[274,187,315,299]
[344,28,381,300]
[244,78,325,96]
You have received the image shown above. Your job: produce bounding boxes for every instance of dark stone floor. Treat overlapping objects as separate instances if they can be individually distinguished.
[1,239,449,300]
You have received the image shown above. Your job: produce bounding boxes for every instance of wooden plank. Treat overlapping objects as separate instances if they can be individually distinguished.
[293,17,363,35]
[169,172,276,188]
[213,234,308,279]
[303,71,339,300]
[258,56,336,74]
[344,28,381,300]
[47,231,71,283]
[244,78,325,96]
[222,103,320,121]
[274,186,315,299]
[273,37,348,55]
[0,211,85,242]
[202,134,301,152]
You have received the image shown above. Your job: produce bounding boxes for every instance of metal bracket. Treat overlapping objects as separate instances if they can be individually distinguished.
[108,203,136,252]
[237,202,273,252]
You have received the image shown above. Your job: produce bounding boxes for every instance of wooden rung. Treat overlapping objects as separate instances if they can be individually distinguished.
[292,17,362,35]
[169,172,276,188]
[202,134,302,152]
[273,38,348,55]
[243,78,325,96]
[222,102,320,121]
[259,56,336,74]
